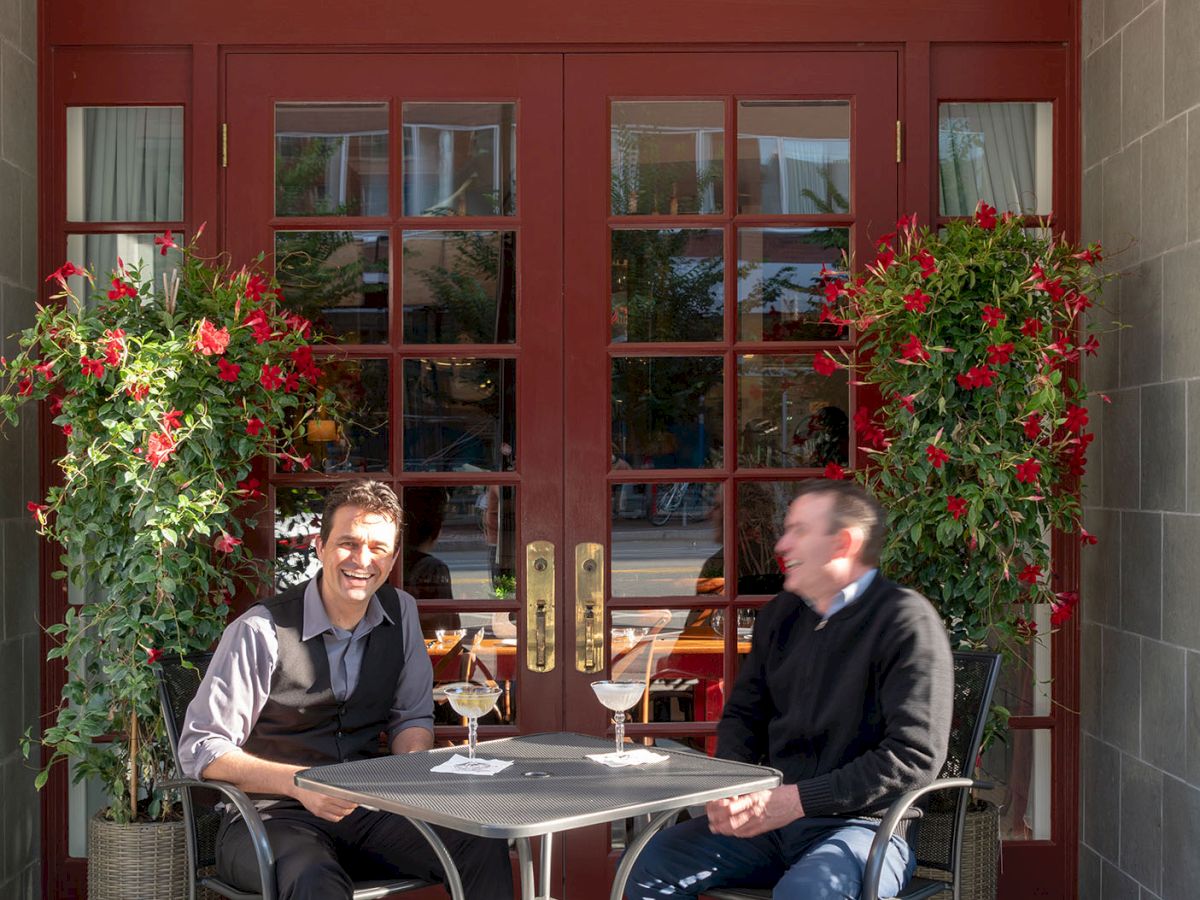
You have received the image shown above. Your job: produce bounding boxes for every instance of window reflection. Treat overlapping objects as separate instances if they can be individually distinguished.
[275,231,389,344]
[403,358,516,471]
[403,103,516,216]
[612,357,723,470]
[295,358,389,472]
[737,100,850,215]
[610,484,720,597]
[65,233,183,309]
[737,355,850,468]
[611,101,724,215]
[275,102,389,217]
[737,228,849,341]
[938,102,1053,216]
[402,231,516,344]
[274,487,329,591]
[611,229,723,343]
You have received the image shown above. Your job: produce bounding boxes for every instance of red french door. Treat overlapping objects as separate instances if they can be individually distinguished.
[560,53,898,897]
[223,48,897,899]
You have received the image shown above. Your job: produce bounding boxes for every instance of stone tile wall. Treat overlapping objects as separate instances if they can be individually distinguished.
[1081,0,1200,897]
[0,0,39,895]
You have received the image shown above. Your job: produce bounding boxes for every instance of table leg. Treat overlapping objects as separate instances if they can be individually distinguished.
[608,808,682,900]
[515,837,536,900]
[404,817,465,900]
[539,832,553,900]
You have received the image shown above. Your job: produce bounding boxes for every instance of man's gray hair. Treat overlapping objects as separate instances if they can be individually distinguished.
[794,478,887,566]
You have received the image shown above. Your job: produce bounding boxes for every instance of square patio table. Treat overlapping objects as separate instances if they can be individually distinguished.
[295,731,781,900]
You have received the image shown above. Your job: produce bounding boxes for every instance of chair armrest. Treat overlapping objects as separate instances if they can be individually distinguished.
[162,777,277,900]
[861,777,986,900]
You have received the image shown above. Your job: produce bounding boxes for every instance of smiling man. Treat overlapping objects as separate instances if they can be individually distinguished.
[626,479,953,899]
[179,480,512,900]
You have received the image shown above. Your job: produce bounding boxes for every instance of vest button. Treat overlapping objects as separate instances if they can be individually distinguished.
[336,731,345,740]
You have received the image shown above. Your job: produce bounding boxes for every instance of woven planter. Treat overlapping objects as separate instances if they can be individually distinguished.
[915,799,999,900]
[87,812,189,900]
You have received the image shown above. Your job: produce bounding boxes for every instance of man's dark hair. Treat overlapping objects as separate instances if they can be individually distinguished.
[320,480,403,547]
[794,478,887,566]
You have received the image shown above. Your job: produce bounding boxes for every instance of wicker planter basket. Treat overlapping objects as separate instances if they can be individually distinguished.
[914,799,999,900]
[87,812,188,900]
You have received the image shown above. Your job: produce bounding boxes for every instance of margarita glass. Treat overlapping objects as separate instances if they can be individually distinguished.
[443,683,502,760]
[590,680,646,756]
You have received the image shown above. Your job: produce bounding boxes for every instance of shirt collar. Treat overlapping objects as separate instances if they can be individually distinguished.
[814,568,878,622]
[302,572,393,641]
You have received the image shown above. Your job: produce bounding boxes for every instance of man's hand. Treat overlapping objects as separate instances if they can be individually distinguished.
[705,784,804,838]
[292,783,359,822]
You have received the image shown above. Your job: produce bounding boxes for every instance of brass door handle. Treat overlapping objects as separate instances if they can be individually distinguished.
[575,543,605,673]
[525,541,555,672]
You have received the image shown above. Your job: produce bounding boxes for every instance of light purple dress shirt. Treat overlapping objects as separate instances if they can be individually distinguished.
[178,577,434,780]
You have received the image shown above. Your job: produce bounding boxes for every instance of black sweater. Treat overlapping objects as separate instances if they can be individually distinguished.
[716,574,954,819]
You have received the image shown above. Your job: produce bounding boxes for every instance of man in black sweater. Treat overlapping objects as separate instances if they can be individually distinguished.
[626,479,953,898]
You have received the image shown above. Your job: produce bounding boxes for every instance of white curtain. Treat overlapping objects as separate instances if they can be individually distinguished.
[938,102,1052,217]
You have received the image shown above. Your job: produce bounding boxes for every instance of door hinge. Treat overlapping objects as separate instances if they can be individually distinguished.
[220,123,228,169]
[896,120,902,164]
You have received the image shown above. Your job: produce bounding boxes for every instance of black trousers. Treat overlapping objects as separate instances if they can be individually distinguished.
[216,803,513,900]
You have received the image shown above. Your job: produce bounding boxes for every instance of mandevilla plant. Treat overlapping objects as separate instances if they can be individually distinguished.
[817,203,1111,660]
[0,230,338,823]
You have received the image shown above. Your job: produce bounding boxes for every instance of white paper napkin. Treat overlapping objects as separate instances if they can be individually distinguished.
[586,748,669,768]
[430,754,514,776]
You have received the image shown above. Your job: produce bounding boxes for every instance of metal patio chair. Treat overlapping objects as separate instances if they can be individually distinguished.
[156,652,435,900]
[703,649,1002,900]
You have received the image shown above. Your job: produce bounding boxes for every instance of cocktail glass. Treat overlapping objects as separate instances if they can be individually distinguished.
[443,684,502,760]
[590,680,646,756]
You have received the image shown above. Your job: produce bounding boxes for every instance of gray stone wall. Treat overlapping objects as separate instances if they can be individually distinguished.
[1080,0,1200,898]
[0,0,39,895]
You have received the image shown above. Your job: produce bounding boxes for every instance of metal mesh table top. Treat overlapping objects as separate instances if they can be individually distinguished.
[296,732,781,838]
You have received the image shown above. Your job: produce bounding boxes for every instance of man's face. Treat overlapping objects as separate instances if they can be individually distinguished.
[315,505,399,610]
[774,493,842,600]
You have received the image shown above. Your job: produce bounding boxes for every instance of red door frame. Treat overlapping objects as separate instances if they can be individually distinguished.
[37,22,1081,900]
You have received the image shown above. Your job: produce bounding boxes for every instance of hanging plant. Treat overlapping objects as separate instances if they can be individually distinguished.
[0,229,339,823]
[816,204,1112,659]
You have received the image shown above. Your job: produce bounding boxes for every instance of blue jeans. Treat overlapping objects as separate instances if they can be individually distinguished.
[624,814,916,899]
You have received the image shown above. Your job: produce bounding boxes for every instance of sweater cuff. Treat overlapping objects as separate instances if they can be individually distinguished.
[795,774,838,816]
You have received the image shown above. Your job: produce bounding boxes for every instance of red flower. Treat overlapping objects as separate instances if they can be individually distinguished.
[27,501,49,523]
[146,648,163,666]
[824,463,846,480]
[899,334,930,362]
[245,274,270,302]
[283,371,302,393]
[813,353,839,376]
[1051,591,1080,626]
[1020,317,1044,337]
[873,246,896,271]
[217,358,241,382]
[246,417,265,436]
[1063,404,1089,434]
[926,444,949,468]
[290,345,322,381]
[62,423,72,437]
[1080,528,1098,546]
[146,431,177,468]
[285,313,313,339]
[1073,246,1103,265]
[244,308,274,344]
[34,359,55,381]
[126,383,150,402]
[154,230,178,256]
[912,249,938,279]
[1023,413,1042,440]
[17,376,32,396]
[981,305,1006,328]
[45,261,84,284]
[1014,617,1037,641]
[195,318,231,356]
[162,409,183,432]
[1035,275,1066,301]
[975,201,998,230]
[956,366,995,390]
[80,356,106,379]
[897,394,916,414]
[107,278,137,301]
[1018,564,1042,585]
[1015,458,1042,484]
[1063,291,1093,315]
[1081,335,1101,356]
[946,495,968,520]
[48,396,63,416]
[215,532,243,553]
[237,477,264,499]
[986,342,1014,366]
[259,363,284,391]
[896,214,917,230]
[903,290,931,313]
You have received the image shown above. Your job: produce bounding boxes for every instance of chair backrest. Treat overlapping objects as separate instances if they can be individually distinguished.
[156,652,223,872]
[910,650,1002,882]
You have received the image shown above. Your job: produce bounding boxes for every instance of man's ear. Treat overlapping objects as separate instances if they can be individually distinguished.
[838,526,866,561]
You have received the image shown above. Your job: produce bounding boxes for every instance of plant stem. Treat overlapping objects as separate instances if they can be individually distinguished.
[129,706,138,822]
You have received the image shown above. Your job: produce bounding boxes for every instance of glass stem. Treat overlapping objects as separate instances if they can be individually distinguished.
[468,715,478,760]
[614,710,625,755]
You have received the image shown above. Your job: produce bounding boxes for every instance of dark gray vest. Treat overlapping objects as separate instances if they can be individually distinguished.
[242,578,406,773]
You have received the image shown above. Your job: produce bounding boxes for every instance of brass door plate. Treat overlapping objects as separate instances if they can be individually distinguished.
[575,542,605,673]
[525,540,555,672]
